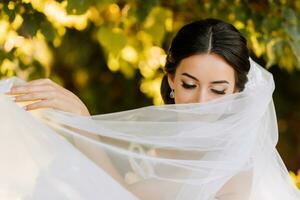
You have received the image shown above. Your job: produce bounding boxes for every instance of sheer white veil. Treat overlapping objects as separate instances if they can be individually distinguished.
[0,58,299,200]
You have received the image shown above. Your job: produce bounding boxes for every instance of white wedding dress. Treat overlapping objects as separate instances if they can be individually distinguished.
[0,90,138,200]
[0,58,299,200]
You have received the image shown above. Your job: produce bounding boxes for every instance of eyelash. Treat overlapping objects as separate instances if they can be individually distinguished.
[181,82,196,89]
[181,82,226,95]
[211,89,226,95]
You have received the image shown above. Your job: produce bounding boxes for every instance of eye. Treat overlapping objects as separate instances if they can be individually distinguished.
[211,89,226,95]
[181,81,196,89]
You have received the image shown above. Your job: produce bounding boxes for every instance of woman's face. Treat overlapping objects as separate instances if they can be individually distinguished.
[168,54,237,104]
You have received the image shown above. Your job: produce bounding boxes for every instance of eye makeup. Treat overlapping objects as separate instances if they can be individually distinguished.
[211,89,226,95]
[181,81,196,89]
[181,80,227,95]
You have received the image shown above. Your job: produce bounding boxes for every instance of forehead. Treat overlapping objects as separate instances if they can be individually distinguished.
[176,54,235,82]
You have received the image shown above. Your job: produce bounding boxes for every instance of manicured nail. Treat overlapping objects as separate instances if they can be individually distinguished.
[22,106,27,110]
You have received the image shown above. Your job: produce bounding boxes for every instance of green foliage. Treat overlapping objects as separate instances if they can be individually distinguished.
[67,0,93,15]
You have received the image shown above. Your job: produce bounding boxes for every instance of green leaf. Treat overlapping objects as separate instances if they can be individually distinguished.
[3,2,16,22]
[135,0,160,22]
[18,13,43,37]
[66,0,93,15]
[97,27,127,55]
[144,7,172,45]
[282,8,300,68]
[40,21,56,42]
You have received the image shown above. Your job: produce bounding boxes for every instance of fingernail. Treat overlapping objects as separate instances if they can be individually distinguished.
[22,106,27,110]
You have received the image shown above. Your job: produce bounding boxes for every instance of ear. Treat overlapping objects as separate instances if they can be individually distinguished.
[167,74,175,90]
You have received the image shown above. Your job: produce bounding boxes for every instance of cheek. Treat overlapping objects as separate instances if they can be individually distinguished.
[173,85,195,103]
[227,85,236,94]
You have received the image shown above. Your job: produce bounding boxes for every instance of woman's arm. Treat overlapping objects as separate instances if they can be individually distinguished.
[6,79,185,199]
[215,169,253,200]
[7,78,128,182]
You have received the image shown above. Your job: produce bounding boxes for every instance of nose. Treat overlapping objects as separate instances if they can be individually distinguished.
[196,90,209,103]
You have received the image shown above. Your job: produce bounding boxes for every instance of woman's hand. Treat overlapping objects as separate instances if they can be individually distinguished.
[7,78,90,116]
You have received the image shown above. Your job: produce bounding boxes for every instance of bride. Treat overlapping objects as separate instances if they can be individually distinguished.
[1,18,300,199]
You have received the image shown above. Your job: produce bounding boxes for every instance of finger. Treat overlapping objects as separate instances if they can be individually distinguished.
[15,91,55,102]
[28,78,66,93]
[25,99,56,111]
[27,78,62,90]
[25,96,78,113]
[9,84,54,95]
[27,78,53,86]
[5,79,47,95]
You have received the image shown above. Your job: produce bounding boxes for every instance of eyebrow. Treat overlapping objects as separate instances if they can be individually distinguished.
[181,72,229,84]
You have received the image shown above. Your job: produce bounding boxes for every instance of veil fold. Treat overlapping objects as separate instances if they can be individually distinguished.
[0,58,299,200]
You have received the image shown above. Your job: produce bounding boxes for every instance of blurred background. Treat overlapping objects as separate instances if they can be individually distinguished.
[0,0,300,187]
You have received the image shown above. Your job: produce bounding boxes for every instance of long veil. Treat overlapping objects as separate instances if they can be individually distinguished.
[0,58,299,200]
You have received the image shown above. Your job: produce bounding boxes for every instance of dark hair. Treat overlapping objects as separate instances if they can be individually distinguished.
[161,18,250,104]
